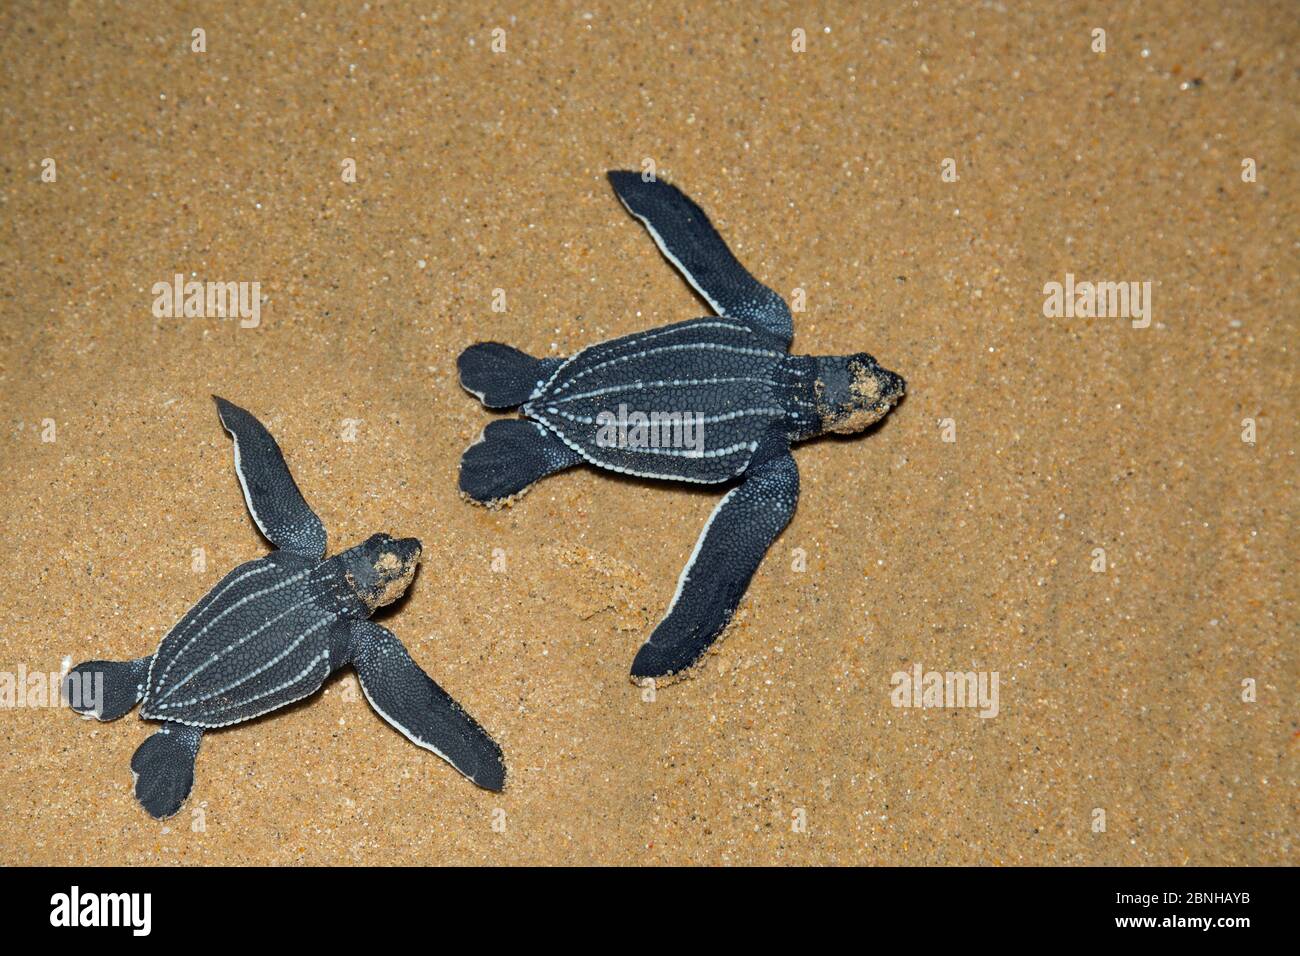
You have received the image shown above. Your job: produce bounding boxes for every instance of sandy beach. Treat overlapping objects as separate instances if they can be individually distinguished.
[0,0,1294,865]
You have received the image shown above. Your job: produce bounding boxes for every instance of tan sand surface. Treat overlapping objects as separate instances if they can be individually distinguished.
[0,0,1294,865]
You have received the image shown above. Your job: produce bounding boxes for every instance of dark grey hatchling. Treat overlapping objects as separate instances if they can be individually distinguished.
[64,397,505,819]
[458,171,906,683]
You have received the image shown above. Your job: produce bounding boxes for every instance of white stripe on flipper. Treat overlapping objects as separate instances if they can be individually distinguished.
[554,342,785,391]
[350,633,476,780]
[652,484,740,639]
[218,409,322,557]
[617,196,728,316]
[356,679,462,776]
[222,418,272,542]
[152,568,313,691]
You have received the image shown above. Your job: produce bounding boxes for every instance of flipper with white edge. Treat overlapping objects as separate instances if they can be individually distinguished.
[213,396,327,559]
[607,170,793,345]
[349,619,506,791]
[631,443,800,681]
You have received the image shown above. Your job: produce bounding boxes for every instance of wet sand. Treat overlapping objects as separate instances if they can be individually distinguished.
[0,0,1294,865]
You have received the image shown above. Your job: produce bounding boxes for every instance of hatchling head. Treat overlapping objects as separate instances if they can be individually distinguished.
[813,353,906,435]
[339,533,423,611]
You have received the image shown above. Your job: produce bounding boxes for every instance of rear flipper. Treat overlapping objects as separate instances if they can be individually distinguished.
[459,419,582,505]
[130,722,203,820]
[63,657,151,721]
[458,342,563,409]
[349,620,507,791]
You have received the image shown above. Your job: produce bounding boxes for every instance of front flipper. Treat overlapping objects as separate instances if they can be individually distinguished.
[632,447,800,681]
[349,620,506,791]
[63,656,151,720]
[131,722,203,820]
[213,396,327,560]
[460,419,583,506]
[607,170,793,346]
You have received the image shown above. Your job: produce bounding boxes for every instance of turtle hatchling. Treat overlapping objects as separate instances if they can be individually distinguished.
[458,171,905,683]
[64,397,505,819]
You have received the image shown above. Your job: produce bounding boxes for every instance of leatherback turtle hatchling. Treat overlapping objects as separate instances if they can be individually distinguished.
[64,397,505,819]
[458,171,905,683]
